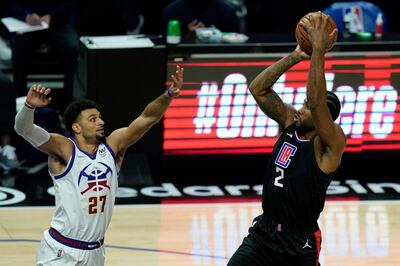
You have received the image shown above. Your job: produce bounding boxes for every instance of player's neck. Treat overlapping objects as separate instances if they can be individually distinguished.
[75,135,99,156]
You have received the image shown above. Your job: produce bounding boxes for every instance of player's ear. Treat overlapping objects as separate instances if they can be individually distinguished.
[72,123,81,134]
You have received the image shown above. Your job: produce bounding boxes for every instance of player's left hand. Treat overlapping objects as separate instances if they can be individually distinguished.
[294,44,310,60]
[167,65,184,98]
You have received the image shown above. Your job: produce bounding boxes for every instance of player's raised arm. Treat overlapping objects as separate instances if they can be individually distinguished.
[107,66,183,159]
[306,13,345,159]
[14,84,72,161]
[249,47,308,128]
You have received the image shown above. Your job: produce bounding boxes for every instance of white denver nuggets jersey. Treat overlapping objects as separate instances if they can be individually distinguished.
[49,138,118,242]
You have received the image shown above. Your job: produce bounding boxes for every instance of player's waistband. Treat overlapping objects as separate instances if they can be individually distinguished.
[256,215,319,234]
[48,227,104,250]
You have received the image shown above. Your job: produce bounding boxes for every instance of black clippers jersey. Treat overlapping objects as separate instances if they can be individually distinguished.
[262,124,335,233]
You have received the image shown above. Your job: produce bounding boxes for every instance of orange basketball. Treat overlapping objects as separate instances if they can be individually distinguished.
[295,12,337,55]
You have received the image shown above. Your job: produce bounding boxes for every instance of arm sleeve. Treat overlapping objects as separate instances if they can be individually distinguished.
[14,104,50,147]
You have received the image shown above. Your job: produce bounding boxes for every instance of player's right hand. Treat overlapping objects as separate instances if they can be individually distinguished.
[308,11,337,53]
[26,84,52,108]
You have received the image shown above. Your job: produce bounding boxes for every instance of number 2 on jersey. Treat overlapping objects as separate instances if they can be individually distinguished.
[274,166,284,188]
[88,195,107,214]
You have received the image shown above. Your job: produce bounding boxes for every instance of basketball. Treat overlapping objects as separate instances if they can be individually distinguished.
[295,12,337,55]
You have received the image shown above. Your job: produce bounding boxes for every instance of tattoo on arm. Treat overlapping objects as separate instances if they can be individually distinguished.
[259,90,287,125]
[253,54,302,95]
[250,53,300,127]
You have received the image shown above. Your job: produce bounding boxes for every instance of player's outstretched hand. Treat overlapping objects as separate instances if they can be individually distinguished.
[168,65,184,98]
[26,84,52,108]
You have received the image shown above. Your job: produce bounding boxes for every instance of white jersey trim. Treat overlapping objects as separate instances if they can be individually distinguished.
[49,140,76,180]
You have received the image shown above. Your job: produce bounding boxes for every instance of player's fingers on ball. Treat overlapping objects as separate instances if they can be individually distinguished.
[316,12,322,27]
[322,15,329,28]
[307,14,313,23]
[300,24,308,34]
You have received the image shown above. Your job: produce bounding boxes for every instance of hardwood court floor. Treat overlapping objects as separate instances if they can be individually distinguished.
[0,201,399,265]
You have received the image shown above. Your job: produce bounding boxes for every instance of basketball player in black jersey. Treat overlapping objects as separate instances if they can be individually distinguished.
[228,12,345,266]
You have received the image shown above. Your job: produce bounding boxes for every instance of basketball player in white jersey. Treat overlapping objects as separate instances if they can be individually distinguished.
[14,66,184,265]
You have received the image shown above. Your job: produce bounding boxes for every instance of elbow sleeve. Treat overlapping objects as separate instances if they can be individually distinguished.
[14,105,50,147]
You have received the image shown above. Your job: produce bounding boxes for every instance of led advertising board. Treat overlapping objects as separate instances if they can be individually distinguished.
[164,53,400,155]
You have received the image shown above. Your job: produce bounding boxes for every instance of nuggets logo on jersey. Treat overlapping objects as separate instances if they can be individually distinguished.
[78,162,112,195]
[275,142,297,169]
[98,147,107,157]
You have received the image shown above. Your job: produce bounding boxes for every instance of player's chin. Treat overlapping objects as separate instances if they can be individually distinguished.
[96,130,105,138]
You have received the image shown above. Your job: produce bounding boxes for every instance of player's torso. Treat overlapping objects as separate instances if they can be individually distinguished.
[262,125,332,229]
[49,139,118,241]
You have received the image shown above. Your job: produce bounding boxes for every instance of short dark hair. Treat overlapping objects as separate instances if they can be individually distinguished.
[63,99,98,134]
[326,91,341,121]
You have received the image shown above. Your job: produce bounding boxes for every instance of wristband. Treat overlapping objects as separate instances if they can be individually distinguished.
[24,102,35,109]
[167,87,173,98]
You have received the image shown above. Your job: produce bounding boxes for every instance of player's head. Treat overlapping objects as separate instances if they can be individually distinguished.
[296,91,341,131]
[63,99,105,142]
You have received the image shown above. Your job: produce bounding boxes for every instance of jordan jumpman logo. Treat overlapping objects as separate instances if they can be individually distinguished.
[302,238,312,249]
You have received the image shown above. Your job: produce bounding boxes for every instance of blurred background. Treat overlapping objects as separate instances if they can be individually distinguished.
[0,0,399,205]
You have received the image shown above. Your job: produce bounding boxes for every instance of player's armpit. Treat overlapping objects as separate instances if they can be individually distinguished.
[38,133,74,161]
